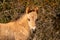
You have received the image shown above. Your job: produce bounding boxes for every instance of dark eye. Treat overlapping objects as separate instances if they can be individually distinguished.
[28,19,30,21]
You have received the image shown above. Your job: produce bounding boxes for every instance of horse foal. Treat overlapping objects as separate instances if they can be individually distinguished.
[0,6,38,40]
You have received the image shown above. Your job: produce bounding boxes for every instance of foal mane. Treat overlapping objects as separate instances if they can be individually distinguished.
[16,13,27,22]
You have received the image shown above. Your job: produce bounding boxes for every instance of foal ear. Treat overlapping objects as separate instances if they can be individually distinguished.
[26,7,29,14]
[34,7,38,13]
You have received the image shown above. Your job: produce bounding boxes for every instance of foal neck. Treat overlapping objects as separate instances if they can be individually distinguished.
[16,14,30,32]
[17,14,28,23]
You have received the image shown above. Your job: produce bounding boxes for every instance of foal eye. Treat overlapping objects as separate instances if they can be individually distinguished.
[28,19,30,21]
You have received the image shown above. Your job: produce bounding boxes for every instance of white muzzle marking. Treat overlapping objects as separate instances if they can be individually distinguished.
[30,26,36,31]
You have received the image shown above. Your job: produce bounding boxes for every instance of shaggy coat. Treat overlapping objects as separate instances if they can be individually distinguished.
[0,6,38,40]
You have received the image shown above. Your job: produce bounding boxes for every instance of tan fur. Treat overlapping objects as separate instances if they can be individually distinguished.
[0,6,38,40]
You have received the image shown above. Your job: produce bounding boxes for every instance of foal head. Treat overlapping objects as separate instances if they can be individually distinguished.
[26,6,38,30]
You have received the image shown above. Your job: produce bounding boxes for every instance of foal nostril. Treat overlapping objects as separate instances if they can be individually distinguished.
[32,28,36,33]
[36,19,38,21]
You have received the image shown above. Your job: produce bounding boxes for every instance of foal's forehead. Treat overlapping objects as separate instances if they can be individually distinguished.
[28,12,37,15]
[28,12,37,18]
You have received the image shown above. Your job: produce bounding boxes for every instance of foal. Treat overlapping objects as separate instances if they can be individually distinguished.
[0,7,38,40]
